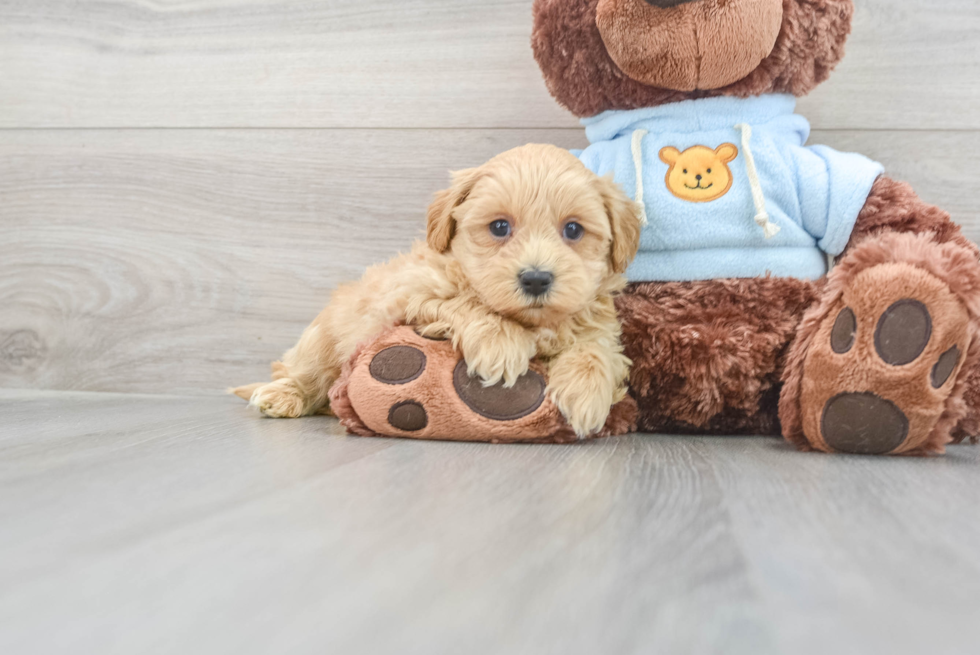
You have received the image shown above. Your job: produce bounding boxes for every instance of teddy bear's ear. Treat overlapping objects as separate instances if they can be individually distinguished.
[659,146,681,166]
[595,173,642,275]
[716,143,739,163]
[427,167,482,253]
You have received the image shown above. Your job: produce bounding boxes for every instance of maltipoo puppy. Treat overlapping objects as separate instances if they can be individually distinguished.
[233,144,642,436]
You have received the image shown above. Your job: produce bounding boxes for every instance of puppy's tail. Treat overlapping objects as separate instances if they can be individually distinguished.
[229,383,263,402]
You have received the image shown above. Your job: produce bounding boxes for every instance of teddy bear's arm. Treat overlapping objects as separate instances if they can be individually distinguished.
[844,176,977,256]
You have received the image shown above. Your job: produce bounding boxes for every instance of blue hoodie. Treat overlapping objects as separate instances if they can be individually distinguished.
[575,94,884,282]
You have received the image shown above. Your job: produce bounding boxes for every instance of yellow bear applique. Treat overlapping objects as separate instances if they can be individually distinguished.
[659,143,739,203]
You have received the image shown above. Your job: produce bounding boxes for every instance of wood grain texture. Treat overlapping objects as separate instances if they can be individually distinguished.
[2,128,979,394]
[0,128,584,394]
[0,0,978,129]
[1,390,978,655]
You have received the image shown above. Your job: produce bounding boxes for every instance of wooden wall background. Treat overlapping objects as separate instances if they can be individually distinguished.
[1,0,979,395]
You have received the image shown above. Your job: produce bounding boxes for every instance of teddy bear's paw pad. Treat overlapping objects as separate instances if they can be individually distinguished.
[388,400,428,432]
[452,359,546,421]
[370,346,426,384]
[932,346,962,389]
[802,263,971,455]
[873,299,932,366]
[829,306,857,354]
[821,392,909,455]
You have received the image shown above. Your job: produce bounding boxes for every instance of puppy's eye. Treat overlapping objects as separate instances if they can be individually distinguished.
[489,219,511,239]
[683,169,688,174]
[562,221,585,242]
[707,169,712,174]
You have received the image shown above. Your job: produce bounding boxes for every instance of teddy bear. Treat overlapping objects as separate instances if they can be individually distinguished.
[530,0,980,455]
[333,0,980,455]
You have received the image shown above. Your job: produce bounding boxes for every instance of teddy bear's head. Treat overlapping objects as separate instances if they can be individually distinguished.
[532,0,854,117]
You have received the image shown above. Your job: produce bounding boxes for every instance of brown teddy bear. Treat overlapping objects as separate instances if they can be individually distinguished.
[333,0,980,455]
[532,0,980,455]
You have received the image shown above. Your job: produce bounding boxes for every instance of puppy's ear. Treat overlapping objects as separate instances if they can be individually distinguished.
[595,173,642,275]
[427,167,482,253]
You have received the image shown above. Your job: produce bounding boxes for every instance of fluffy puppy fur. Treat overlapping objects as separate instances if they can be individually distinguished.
[233,144,642,437]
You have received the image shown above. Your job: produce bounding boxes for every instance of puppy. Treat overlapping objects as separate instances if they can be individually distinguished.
[233,144,642,436]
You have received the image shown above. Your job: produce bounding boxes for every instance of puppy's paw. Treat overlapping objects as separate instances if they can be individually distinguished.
[461,321,536,388]
[548,371,616,439]
[549,384,612,439]
[249,379,309,418]
[547,347,625,438]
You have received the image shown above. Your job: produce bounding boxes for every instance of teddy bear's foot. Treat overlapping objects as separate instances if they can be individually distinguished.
[805,273,968,455]
[781,234,980,455]
[328,326,637,443]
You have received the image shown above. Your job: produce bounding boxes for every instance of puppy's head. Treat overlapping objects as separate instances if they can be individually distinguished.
[427,144,641,326]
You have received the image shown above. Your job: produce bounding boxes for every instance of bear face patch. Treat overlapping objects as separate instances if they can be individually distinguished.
[660,144,739,203]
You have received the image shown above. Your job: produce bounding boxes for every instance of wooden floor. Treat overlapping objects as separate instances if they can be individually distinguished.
[2,389,979,654]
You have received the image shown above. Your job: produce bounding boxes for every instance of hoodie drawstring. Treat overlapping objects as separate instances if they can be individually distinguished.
[631,129,649,226]
[736,123,780,239]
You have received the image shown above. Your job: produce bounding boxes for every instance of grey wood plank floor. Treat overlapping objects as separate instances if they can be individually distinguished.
[2,389,979,655]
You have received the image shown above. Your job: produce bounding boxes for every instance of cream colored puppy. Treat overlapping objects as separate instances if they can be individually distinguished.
[234,144,642,437]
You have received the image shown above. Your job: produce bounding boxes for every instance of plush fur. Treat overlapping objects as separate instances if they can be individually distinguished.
[532,0,854,117]
[847,176,977,253]
[953,364,980,445]
[233,144,643,438]
[617,275,820,435]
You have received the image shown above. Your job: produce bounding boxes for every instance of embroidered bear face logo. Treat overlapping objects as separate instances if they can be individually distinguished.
[659,144,739,203]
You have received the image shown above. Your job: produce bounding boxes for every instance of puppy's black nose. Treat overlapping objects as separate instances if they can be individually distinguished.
[519,270,554,297]
[696,174,702,180]
[644,0,699,7]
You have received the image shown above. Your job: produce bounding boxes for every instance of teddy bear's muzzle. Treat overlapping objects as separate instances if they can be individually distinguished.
[596,0,783,92]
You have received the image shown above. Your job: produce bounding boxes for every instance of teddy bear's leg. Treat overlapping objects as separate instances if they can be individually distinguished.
[780,178,980,455]
[617,276,821,435]
[330,326,637,443]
